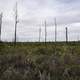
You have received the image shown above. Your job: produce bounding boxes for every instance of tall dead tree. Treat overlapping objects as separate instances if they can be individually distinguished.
[14,2,18,43]
[65,27,68,43]
[45,20,47,44]
[0,13,2,42]
[54,18,57,55]
[54,18,57,43]
[39,25,41,42]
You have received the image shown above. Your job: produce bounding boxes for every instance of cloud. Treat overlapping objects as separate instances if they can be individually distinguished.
[0,0,80,41]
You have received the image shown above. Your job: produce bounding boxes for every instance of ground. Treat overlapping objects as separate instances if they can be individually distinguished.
[0,42,80,80]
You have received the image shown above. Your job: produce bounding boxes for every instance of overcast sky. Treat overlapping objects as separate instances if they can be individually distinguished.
[0,0,80,42]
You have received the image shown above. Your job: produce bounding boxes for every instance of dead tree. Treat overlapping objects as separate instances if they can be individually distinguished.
[39,25,41,42]
[14,2,18,43]
[65,27,68,43]
[54,18,57,54]
[54,18,57,43]
[0,13,2,42]
[45,20,47,44]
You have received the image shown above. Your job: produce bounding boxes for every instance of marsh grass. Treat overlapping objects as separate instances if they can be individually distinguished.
[0,42,80,80]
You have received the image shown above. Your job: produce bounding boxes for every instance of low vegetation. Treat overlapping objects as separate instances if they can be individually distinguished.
[0,42,80,80]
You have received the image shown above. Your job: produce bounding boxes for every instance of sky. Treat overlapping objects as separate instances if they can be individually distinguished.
[0,0,80,42]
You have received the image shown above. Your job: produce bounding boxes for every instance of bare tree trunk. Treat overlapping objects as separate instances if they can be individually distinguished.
[39,25,41,42]
[45,21,47,44]
[0,13,2,42]
[14,2,18,44]
[54,18,57,55]
[65,27,68,43]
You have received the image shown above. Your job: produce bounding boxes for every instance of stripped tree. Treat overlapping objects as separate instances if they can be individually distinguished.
[39,24,41,42]
[0,13,3,42]
[54,18,57,54]
[45,20,47,44]
[65,27,68,43]
[14,2,19,43]
[54,18,57,43]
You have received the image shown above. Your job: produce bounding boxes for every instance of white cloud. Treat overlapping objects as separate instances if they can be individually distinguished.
[0,0,80,41]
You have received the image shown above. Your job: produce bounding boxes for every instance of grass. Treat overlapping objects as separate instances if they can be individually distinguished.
[0,42,80,80]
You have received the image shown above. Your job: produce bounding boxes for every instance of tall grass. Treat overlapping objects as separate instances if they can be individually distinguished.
[0,42,80,80]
